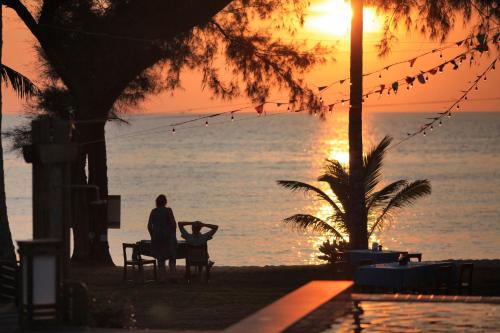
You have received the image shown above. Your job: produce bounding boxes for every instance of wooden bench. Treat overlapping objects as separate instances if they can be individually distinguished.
[223,281,352,333]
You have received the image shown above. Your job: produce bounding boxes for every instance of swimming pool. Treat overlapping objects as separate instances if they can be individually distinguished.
[319,299,500,333]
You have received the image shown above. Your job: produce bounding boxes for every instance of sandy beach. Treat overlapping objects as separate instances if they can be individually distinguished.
[72,260,500,330]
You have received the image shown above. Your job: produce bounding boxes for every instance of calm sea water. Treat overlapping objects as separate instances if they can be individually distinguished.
[3,112,500,265]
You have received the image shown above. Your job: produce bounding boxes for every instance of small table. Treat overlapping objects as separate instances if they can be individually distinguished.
[355,261,457,291]
[344,249,401,265]
[136,240,189,259]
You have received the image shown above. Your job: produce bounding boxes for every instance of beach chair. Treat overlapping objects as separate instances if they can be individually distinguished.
[122,243,157,282]
[185,244,211,283]
[408,253,422,262]
[458,263,473,295]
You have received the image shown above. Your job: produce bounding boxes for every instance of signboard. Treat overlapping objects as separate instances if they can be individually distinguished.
[107,195,121,229]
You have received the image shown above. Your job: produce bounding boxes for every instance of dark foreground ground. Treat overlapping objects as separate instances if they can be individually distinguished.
[72,260,500,330]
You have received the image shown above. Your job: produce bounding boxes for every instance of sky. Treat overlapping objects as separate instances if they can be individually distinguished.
[2,0,499,114]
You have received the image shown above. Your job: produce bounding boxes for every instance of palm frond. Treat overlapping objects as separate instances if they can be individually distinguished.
[369,179,432,237]
[366,179,408,212]
[1,64,39,99]
[363,136,392,197]
[317,174,348,215]
[283,214,346,241]
[276,180,344,218]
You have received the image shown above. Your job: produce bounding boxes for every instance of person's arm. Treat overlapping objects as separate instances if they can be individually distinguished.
[178,221,193,239]
[147,210,154,238]
[167,208,177,232]
[201,223,219,238]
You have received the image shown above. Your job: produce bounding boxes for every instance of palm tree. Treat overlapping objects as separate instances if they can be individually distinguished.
[277,136,432,246]
[0,1,39,260]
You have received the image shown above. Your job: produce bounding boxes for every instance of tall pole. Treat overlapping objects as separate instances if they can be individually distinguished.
[348,0,368,249]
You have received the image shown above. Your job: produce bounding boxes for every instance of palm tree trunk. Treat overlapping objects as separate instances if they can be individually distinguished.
[87,122,113,265]
[348,0,368,249]
[0,4,16,261]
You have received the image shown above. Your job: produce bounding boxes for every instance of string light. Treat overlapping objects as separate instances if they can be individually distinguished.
[172,128,176,133]
[316,31,498,95]
[389,57,497,151]
[205,121,209,126]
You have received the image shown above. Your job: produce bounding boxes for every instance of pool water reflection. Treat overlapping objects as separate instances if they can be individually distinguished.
[322,301,500,332]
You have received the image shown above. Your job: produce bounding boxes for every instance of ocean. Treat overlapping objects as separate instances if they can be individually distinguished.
[3,111,500,265]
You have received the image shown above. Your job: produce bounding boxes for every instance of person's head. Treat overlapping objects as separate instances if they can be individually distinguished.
[192,221,203,235]
[155,194,167,207]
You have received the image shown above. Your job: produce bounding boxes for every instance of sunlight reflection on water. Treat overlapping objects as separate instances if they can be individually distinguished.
[4,112,500,265]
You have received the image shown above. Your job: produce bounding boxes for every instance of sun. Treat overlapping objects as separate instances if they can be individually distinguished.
[305,0,382,36]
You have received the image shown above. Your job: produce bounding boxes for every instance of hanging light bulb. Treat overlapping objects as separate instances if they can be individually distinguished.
[448,113,452,118]
[483,76,487,81]
[439,52,443,58]
[456,104,460,110]
[465,96,468,100]
[172,128,176,133]
[205,121,209,126]
[423,131,427,136]
[287,106,290,111]
[320,97,323,102]
[475,86,479,90]
[439,120,442,126]
[430,125,434,131]
[342,101,345,106]
[378,73,382,79]
[231,114,234,121]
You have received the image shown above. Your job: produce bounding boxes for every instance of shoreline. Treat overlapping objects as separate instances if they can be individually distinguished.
[73,260,500,330]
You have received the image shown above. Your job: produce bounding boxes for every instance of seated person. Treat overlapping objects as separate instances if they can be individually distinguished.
[179,221,218,246]
[179,221,218,278]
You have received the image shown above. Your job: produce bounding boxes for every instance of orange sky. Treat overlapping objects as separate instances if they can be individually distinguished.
[2,0,499,114]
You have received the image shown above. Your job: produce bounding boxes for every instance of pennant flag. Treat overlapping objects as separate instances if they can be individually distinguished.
[439,63,446,72]
[450,60,459,70]
[409,58,417,67]
[476,33,486,46]
[417,74,426,84]
[391,81,399,93]
[429,68,438,75]
[255,104,264,114]
[380,84,386,92]
[340,79,346,84]
[318,86,328,91]
[405,76,415,85]
[456,40,464,47]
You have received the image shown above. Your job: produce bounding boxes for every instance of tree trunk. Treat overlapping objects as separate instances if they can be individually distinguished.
[70,123,91,261]
[348,0,368,249]
[87,122,113,265]
[0,4,16,262]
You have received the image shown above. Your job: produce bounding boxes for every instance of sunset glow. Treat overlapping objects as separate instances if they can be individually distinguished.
[305,0,383,36]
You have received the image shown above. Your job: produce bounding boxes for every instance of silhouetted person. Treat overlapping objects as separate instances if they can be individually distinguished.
[179,221,218,246]
[148,194,177,282]
[179,221,218,281]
